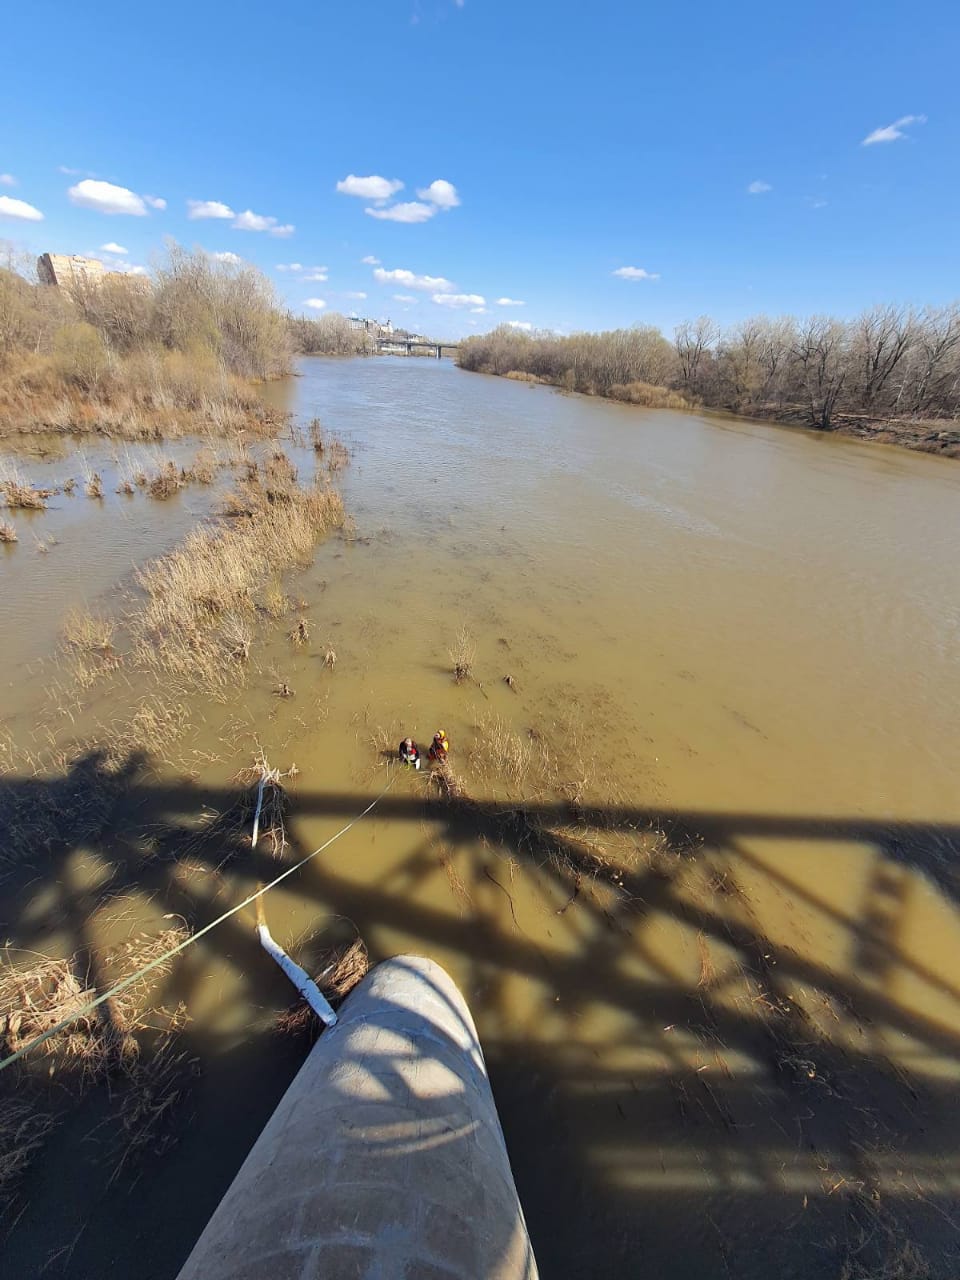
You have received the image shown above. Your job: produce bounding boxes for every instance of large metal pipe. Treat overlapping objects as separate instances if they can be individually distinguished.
[177,955,538,1280]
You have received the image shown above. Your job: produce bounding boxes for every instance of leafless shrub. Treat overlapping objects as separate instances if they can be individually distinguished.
[290,616,310,646]
[0,520,17,542]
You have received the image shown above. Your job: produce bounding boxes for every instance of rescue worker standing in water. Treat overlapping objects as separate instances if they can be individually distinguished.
[428,729,450,763]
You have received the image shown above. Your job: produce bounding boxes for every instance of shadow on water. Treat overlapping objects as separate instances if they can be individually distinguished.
[3,752,960,1278]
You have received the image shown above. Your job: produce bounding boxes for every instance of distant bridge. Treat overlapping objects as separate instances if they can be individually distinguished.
[374,337,459,358]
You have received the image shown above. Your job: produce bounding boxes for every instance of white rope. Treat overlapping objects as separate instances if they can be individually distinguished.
[0,771,398,1073]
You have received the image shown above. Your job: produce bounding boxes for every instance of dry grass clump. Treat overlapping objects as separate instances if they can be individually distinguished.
[0,1096,56,1208]
[0,520,17,542]
[325,439,350,472]
[62,608,115,654]
[0,461,48,509]
[132,464,344,687]
[180,446,217,485]
[108,1014,198,1182]
[469,712,532,791]
[264,583,289,619]
[0,925,189,1087]
[146,458,183,499]
[309,417,324,453]
[840,1240,932,1280]
[609,380,692,410]
[449,626,476,684]
[276,936,370,1042]
[85,471,104,498]
[323,646,337,669]
[290,616,310,647]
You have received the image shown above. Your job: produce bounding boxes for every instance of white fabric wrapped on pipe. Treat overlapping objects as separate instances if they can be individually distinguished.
[256,923,338,1027]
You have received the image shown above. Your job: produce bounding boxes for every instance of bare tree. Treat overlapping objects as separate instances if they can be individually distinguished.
[674,316,717,395]
[792,317,848,428]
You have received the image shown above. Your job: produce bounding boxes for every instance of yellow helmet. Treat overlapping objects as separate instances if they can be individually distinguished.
[437,729,446,738]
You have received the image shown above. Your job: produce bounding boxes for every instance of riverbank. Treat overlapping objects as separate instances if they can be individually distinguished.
[458,312,960,461]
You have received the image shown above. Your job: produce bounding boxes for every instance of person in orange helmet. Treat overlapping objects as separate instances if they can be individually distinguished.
[428,729,450,763]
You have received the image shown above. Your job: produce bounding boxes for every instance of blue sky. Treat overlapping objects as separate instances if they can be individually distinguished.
[1,0,957,339]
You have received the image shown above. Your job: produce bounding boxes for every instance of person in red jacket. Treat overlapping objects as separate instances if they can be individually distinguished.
[398,737,421,769]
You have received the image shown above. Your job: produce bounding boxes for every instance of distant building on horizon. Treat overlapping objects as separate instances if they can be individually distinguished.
[37,253,150,295]
[37,252,106,290]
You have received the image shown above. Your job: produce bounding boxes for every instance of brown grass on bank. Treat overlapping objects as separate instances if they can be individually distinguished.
[132,459,344,688]
[608,380,692,410]
[0,520,17,542]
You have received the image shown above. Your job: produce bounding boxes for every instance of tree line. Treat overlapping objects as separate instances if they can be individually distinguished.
[0,244,374,409]
[457,306,960,426]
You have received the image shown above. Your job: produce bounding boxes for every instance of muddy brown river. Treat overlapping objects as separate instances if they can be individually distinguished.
[2,357,960,1277]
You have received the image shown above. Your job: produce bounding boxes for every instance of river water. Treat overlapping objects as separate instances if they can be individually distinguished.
[3,357,960,1277]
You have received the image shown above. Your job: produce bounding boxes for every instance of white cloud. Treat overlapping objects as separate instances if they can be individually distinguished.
[808,198,828,210]
[144,195,166,210]
[507,321,533,331]
[0,174,16,187]
[0,195,44,222]
[470,306,488,314]
[416,179,460,209]
[336,174,404,201]
[393,293,417,303]
[210,251,243,264]
[304,298,327,310]
[302,268,328,282]
[365,201,436,223]
[862,114,926,146]
[362,254,380,265]
[497,297,525,307]
[100,241,128,254]
[276,263,303,272]
[612,266,660,281]
[373,267,454,292]
[188,199,235,220]
[232,210,295,236]
[432,292,485,308]
[747,180,772,194]
[342,291,367,300]
[68,179,147,216]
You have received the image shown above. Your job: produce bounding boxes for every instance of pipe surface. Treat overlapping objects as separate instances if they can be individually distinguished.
[177,954,538,1280]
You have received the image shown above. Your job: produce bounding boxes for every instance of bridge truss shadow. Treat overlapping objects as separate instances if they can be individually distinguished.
[3,754,960,1279]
